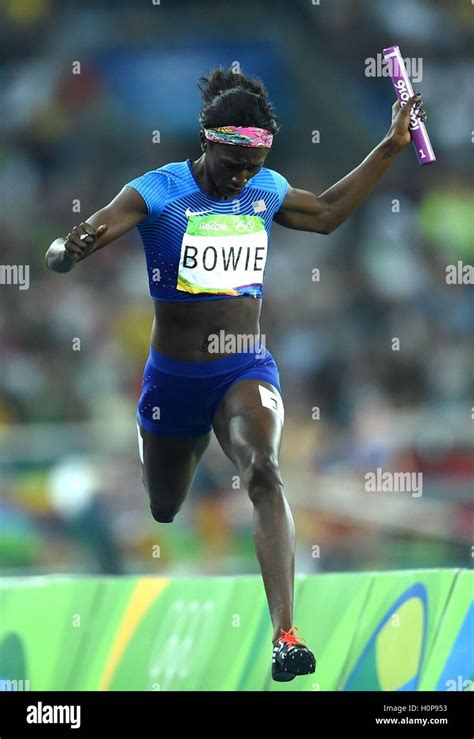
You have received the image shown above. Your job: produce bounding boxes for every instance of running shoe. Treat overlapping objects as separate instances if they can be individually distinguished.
[272,625,316,682]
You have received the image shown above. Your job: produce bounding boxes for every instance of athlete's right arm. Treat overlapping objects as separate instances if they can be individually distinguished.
[45,186,148,273]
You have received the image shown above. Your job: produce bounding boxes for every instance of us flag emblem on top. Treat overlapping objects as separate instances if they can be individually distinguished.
[252,200,266,213]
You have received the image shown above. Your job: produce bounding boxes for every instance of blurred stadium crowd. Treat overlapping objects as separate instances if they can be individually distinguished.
[0,0,472,576]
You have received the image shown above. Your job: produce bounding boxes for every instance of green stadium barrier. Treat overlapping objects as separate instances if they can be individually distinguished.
[0,569,472,691]
[338,569,458,692]
[419,570,474,691]
[0,576,100,691]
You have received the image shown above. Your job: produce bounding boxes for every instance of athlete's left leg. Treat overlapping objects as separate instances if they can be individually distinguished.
[212,379,294,644]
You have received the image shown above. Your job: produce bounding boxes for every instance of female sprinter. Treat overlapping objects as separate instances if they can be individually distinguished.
[45,67,426,682]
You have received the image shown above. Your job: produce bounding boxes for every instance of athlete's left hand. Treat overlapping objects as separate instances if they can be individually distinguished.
[386,93,427,150]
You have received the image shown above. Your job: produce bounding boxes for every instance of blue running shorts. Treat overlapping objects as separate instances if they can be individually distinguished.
[136,345,283,437]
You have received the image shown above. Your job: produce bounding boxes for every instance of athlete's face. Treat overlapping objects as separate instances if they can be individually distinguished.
[203,139,269,197]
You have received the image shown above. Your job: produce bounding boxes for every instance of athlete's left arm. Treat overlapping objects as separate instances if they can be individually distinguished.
[274,94,424,235]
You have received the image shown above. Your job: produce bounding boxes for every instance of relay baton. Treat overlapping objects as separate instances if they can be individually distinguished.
[383,45,436,165]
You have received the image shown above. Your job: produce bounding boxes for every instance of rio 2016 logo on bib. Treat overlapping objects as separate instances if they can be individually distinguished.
[177,214,268,296]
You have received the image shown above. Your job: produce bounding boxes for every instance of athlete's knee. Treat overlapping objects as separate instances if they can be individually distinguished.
[141,477,181,523]
[243,451,283,503]
[149,503,177,524]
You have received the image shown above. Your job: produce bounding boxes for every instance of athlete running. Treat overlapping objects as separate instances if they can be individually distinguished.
[45,67,425,682]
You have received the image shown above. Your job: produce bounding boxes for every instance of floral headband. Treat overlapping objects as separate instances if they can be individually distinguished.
[203,125,273,148]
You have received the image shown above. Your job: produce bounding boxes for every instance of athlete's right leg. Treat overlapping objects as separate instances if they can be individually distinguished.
[137,422,211,523]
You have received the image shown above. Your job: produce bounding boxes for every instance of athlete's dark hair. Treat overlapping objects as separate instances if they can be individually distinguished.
[198,66,280,134]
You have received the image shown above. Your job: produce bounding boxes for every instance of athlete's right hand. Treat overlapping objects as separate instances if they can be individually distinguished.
[64,222,108,262]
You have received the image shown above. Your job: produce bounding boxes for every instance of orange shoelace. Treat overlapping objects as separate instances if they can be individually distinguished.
[278,625,307,647]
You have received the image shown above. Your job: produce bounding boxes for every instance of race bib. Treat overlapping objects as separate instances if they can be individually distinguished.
[177,214,268,295]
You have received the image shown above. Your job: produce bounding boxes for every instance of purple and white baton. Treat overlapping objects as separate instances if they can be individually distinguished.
[383,45,436,165]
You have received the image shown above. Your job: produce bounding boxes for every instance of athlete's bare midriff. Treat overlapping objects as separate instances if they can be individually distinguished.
[150,296,262,361]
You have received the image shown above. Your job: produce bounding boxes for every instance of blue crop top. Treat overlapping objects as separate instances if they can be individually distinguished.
[125,159,289,301]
